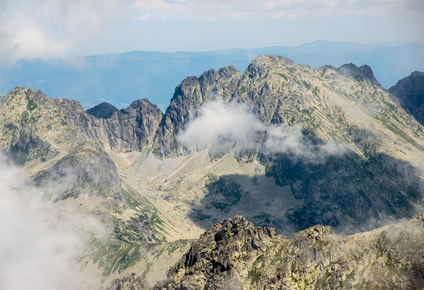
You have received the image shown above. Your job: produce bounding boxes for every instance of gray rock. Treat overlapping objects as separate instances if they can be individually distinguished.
[158,215,424,289]
[86,102,118,119]
[389,71,424,125]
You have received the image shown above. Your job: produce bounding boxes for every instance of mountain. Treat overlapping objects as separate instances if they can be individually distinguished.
[0,41,423,110]
[86,102,118,119]
[1,55,424,288]
[389,71,424,125]
[156,214,424,289]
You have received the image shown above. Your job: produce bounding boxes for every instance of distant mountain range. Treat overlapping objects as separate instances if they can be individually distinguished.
[1,40,423,111]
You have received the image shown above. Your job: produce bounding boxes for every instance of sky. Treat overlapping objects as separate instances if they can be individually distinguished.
[0,0,423,63]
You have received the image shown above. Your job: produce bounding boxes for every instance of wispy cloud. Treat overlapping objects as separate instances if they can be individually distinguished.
[0,0,421,62]
[178,99,348,160]
[0,153,104,289]
[0,0,130,62]
[0,16,70,62]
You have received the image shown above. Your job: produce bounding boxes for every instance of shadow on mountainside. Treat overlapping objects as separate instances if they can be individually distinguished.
[188,149,423,236]
[188,173,302,236]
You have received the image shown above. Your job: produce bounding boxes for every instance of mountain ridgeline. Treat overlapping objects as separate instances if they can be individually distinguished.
[2,55,424,231]
[1,55,424,288]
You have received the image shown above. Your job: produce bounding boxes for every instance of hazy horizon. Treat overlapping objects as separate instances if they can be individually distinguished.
[1,0,423,64]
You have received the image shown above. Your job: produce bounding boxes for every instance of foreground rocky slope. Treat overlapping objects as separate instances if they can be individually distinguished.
[157,215,424,289]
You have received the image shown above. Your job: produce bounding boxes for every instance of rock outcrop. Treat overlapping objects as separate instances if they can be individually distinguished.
[103,98,163,152]
[106,273,149,290]
[156,215,424,289]
[153,66,242,157]
[389,71,424,125]
[336,63,380,85]
[86,102,118,119]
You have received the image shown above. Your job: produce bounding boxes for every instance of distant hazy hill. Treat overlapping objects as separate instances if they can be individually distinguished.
[0,40,423,110]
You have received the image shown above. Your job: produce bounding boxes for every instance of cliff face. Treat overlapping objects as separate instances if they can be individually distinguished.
[153,65,242,157]
[86,102,118,119]
[102,98,163,152]
[3,58,422,163]
[157,215,424,289]
[389,71,424,125]
[0,88,163,165]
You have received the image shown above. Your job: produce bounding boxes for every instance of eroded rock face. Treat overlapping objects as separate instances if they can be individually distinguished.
[389,71,424,125]
[156,216,275,289]
[156,215,424,289]
[86,102,118,119]
[336,63,380,85]
[153,66,242,157]
[104,98,163,152]
[0,88,163,162]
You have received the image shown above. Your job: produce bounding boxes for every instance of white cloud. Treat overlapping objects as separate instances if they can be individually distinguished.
[178,99,349,160]
[178,99,265,150]
[0,0,131,62]
[0,0,421,60]
[0,16,70,62]
[0,154,100,290]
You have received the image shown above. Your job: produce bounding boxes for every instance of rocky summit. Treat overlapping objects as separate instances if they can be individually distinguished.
[156,214,424,289]
[1,55,424,288]
[87,102,119,119]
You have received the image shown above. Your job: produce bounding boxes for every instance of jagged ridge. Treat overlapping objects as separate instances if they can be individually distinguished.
[156,215,424,289]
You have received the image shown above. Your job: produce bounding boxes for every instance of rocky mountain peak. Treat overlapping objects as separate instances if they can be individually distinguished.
[389,71,424,125]
[2,56,424,289]
[156,216,275,289]
[86,102,118,119]
[153,65,242,156]
[336,63,379,85]
[100,98,163,152]
[117,98,161,118]
[156,215,424,289]
[218,65,239,77]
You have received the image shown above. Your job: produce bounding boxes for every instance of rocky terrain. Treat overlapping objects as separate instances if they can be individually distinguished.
[156,214,424,289]
[389,71,424,125]
[87,102,118,119]
[1,55,424,288]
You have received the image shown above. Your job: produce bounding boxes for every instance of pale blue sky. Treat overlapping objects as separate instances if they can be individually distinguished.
[0,0,423,63]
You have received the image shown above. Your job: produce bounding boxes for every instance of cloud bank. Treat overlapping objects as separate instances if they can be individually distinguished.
[178,99,348,160]
[0,154,99,290]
